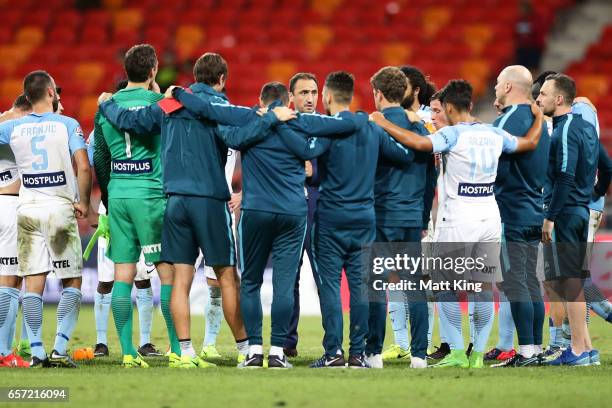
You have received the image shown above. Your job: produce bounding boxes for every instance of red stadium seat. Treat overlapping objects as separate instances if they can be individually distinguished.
[266,61,298,84]
[0,45,33,74]
[381,43,412,66]
[83,10,111,29]
[311,0,344,17]
[82,26,110,45]
[15,26,45,47]
[0,27,12,44]
[102,0,124,10]
[113,9,144,32]
[144,27,171,47]
[577,74,609,105]
[74,62,105,85]
[54,10,81,31]
[303,24,333,58]
[78,96,100,125]
[460,59,491,96]
[1,10,23,30]
[175,25,206,61]
[27,10,52,29]
[48,26,77,45]
[1,79,23,100]
[463,24,494,55]
[422,6,452,39]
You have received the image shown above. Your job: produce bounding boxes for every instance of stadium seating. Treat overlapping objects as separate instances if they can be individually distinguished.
[566,23,612,151]
[0,0,579,137]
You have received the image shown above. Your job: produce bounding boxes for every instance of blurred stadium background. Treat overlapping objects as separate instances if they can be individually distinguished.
[0,0,610,232]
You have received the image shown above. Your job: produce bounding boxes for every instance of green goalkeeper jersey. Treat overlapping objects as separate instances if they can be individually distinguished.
[96,86,164,199]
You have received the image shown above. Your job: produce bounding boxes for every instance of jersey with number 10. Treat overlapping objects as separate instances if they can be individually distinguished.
[428,122,519,225]
[0,112,85,205]
[97,87,164,199]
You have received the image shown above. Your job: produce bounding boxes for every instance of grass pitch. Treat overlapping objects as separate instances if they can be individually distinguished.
[1,305,610,408]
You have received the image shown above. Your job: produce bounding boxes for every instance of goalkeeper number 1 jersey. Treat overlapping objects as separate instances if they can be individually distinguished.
[96,86,164,199]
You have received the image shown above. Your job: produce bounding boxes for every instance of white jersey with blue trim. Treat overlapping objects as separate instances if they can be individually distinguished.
[0,144,18,188]
[0,112,86,205]
[428,122,518,225]
[417,105,436,133]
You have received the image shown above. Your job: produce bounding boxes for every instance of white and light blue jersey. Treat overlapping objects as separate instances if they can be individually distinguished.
[428,122,518,225]
[0,112,86,205]
[417,105,436,133]
[572,102,604,212]
[86,130,95,166]
[0,144,18,188]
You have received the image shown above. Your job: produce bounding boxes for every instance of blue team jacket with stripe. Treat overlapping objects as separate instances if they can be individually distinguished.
[493,103,550,226]
[374,106,432,228]
[544,112,599,221]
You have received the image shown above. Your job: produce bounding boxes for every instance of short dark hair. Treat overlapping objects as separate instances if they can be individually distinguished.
[370,67,407,103]
[13,93,32,111]
[23,70,53,104]
[532,70,557,99]
[260,81,289,106]
[289,73,318,93]
[324,71,354,105]
[439,79,472,112]
[545,73,576,106]
[124,44,157,83]
[430,90,442,102]
[116,79,128,92]
[193,53,228,86]
[400,65,436,106]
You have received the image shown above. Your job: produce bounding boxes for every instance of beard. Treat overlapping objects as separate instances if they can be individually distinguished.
[52,95,59,113]
[401,92,415,110]
[542,105,555,117]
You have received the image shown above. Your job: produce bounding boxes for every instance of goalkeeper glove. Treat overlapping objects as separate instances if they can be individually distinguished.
[83,214,109,260]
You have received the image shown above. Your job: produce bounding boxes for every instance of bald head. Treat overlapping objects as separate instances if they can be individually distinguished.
[494,65,533,108]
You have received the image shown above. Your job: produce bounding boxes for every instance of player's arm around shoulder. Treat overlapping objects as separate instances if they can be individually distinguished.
[503,103,544,153]
[278,123,331,161]
[289,111,358,137]
[66,118,92,219]
[98,93,162,136]
[172,86,256,126]
[370,110,434,152]
[0,121,14,144]
[215,107,290,150]
[375,122,414,165]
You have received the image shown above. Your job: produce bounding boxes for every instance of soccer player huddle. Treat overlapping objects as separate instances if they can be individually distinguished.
[0,43,610,370]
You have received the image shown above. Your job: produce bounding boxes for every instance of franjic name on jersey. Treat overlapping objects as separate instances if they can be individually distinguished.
[17,122,58,137]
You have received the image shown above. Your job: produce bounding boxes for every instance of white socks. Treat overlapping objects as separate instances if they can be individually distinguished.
[249,344,263,356]
[179,339,196,358]
[519,344,535,358]
[236,339,249,355]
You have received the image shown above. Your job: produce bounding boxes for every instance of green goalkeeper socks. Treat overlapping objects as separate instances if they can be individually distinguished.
[160,285,181,355]
[112,281,138,357]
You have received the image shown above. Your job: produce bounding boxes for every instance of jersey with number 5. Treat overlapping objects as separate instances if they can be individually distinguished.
[96,87,164,199]
[0,112,85,205]
[428,122,518,225]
